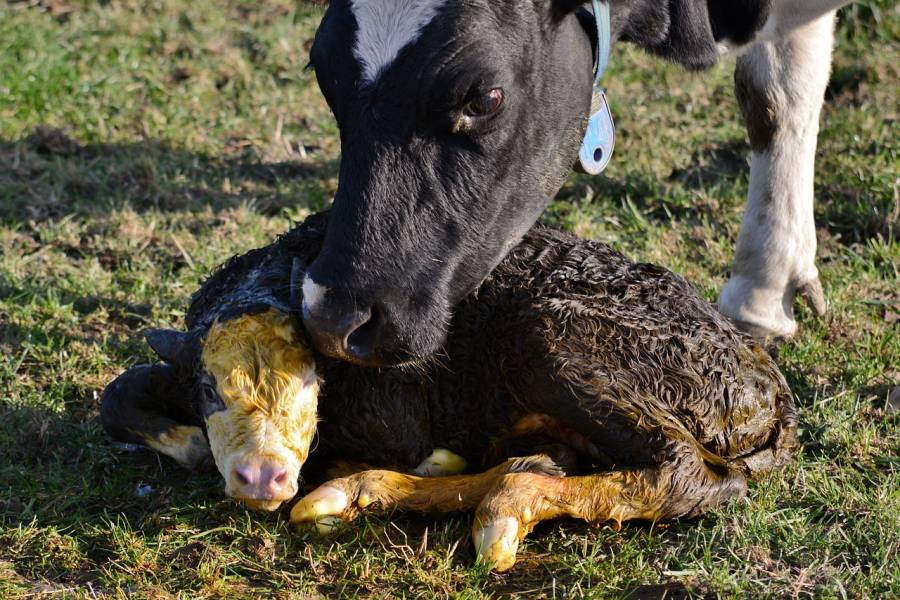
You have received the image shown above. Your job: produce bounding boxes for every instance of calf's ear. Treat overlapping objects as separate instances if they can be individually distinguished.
[144,328,200,369]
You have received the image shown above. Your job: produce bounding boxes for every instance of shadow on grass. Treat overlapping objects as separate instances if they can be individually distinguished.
[0,127,339,223]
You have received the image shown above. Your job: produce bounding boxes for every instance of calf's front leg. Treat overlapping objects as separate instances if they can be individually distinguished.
[719,10,838,338]
[289,455,563,532]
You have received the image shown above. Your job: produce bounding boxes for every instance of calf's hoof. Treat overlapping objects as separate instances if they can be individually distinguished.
[290,469,413,527]
[472,517,521,572]
[414,448,468,476]
[470,471,556,572]
[290,484,350,534]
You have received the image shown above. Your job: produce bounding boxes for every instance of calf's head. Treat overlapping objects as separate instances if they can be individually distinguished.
[302,0,595,366]
[150,309,319,511]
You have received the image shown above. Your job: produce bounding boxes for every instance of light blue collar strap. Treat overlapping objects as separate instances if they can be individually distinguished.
[592,0,611,85]
[579,0,615,175]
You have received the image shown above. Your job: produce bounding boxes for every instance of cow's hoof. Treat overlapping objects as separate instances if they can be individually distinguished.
[797,277,827,316]
[718,274,827,340]
[472,517,521,572]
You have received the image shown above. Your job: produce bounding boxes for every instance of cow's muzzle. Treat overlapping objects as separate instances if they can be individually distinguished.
[300,271,395,366]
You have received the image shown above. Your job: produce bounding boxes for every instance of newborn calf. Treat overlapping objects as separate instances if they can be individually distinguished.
[102,212,797,570]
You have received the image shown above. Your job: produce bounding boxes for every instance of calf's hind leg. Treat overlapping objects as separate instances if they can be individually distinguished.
[101,363,211,469]
[473,454,747,571]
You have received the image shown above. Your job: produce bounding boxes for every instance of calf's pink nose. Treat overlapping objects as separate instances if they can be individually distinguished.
[233,461,291,500]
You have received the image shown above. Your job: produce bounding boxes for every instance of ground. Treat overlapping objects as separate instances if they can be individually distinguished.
[0,1,897,598]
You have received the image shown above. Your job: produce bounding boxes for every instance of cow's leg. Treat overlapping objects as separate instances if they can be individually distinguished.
[472,452,747,571]
[718,10,838,339]
[101,363,211,469]
[289,455,563,530]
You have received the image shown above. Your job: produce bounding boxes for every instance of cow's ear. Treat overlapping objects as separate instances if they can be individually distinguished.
[552,0,586,20]
[144,328,200,369]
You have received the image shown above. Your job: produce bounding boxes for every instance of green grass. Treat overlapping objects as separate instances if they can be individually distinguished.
[1,1,897,597]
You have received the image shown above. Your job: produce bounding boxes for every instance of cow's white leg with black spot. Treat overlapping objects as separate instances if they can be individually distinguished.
[719,7,839,339]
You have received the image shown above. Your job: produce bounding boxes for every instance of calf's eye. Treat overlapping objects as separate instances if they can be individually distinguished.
[463,88,504,118]
[201,382,225,417]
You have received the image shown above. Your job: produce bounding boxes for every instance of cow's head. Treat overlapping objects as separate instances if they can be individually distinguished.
[147,309,319,511]
[301,0,596,366]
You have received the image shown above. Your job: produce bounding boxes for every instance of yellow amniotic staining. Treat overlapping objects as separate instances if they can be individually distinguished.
[200,309,320,509]
[202,310,315,414]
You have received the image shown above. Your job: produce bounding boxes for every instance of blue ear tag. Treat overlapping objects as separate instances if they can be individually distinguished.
[578,88,615,175]
[579,0,614,175]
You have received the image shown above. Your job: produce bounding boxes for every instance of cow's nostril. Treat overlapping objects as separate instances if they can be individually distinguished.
[302,294,382,363]
[345,304,381,359]
[273,471,288,486]
[338,305,373,350]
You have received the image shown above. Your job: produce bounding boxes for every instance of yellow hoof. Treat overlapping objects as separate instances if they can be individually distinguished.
[314,516,344,536]
[414,448,468,476]
[357,491,375,509]
[472,517,520,572]
[290,486,348,523]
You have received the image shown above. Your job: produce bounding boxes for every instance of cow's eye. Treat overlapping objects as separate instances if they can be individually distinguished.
[463,88,504,118]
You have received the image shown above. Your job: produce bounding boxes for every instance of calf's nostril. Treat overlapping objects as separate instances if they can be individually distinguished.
[234,465,254,486]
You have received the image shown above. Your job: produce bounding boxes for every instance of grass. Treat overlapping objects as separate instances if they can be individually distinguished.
[0,0,897,597]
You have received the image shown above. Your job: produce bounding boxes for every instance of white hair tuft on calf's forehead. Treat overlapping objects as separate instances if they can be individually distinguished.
[350,0,446,83]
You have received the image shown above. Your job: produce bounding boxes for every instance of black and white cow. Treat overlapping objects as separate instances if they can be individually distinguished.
[301,0,849,367]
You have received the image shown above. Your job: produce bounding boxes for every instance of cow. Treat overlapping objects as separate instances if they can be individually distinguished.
[101,211,797,571]
[299,0,849,368]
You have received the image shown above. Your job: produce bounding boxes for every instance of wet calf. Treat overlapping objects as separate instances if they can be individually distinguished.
[102,211,797,570]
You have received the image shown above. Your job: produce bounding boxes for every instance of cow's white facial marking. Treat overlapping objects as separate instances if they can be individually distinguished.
[302,274,328,313]
[350,0,446,83]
